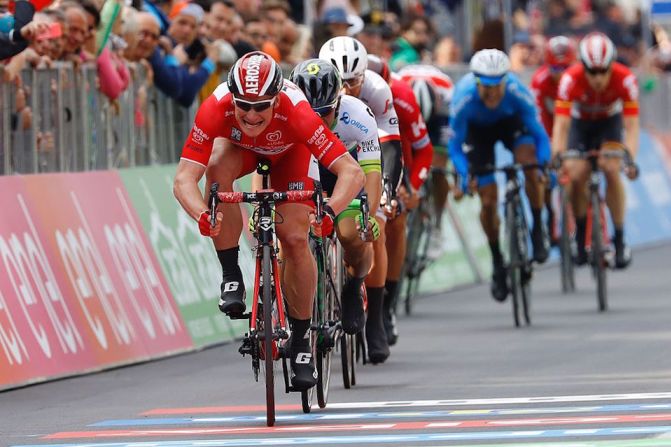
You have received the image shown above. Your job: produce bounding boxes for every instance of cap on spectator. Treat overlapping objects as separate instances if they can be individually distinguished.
[169,2,205,23]
[322,7,352,25]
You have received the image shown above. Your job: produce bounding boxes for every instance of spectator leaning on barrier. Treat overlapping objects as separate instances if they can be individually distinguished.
[1,0,49,61]
[62,2,93,62]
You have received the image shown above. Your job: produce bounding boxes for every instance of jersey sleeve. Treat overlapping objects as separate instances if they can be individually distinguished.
[554,72,576,117]
[403,106,433,190]
[291,101,348,169]
[513,81,551,165]
[447,90,470,178]
[356,106,382,175]
[374,87,401,143]
[180,94,225,167]
[620,72,639,117]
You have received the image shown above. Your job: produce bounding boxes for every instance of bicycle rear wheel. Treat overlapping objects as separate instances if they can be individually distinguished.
[316,238,337,408]
[262,246,275,426]
[559,186,576,293]
[591,194,608,312]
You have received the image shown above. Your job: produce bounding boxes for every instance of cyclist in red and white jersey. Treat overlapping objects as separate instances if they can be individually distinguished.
[367,55,435,347]
[397,64,454,260]
[173,51,364,390]
[531,35,577,244]
[551,32,639,268]
[320,37,403,364]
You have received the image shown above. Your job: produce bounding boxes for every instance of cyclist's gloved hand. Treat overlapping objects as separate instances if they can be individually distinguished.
[356,213,380,241]
[319,204,336,237]
[198,210,222,237]
[453,172,469,201]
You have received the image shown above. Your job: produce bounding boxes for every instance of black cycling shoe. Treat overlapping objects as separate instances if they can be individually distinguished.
[289,339,317,391]
[366,321,390,364]
[218,268,246,316]
[491,264,509,302]
[341,277,365,335]
[614,242,632,269]
[532,225,549,264]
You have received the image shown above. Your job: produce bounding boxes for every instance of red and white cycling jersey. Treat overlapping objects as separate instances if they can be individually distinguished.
[555,62,639,120]
[389,73,433,190]
[181,79,347,169]
[530,64,560,135]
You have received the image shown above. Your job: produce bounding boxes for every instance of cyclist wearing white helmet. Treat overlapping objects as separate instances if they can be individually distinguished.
[552,32,640,269]
[319,37,403,364]
[449,49,551,303]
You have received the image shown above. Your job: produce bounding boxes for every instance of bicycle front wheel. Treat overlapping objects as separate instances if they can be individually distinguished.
[262,246,275,426]
[559,186,576,293]
[591,194,607,312]
[506,200,522,328]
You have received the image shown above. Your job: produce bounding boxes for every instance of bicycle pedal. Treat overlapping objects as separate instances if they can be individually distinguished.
[228,312,251,320]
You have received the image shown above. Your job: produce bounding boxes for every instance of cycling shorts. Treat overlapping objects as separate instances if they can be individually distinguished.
[568,114,623,152]
[465,116,534,187]
[236,143,319,207]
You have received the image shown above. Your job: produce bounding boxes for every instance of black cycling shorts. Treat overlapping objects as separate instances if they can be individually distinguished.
[568,114,623,152]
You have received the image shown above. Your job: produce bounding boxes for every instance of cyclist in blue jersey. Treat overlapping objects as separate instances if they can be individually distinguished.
[449,49,551,302]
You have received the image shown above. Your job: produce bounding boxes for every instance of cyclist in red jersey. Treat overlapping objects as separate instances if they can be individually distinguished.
[173,52,364,390]
[367,54,433,347]
[530,35,577,245]
[551,33,639,269]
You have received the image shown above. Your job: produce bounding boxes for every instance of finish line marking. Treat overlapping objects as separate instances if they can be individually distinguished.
[142,392,671,415]
[45,413,671,439]
[93,403,671,427]
[12,426,671,447]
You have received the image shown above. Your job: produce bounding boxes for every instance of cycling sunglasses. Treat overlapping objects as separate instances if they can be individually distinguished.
[313,99,339,117]
[474,74,506,86]
[549,64,569,74]
[233,97,275,112]
[585,67,610,76]
[343,74,364,89]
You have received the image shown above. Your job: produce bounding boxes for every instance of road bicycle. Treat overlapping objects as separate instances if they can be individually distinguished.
[473,163,545,328]
[558,146,638,312]
[209,160,319,427]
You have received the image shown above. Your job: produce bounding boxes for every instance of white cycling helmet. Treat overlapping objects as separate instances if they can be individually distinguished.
[319,36,368,81]
[469,49,510,85]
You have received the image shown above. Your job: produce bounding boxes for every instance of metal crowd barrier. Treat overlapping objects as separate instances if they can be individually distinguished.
[1,63,670,176]
[1,62,201,175]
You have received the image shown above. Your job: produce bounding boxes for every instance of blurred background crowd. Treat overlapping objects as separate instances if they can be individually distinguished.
[3,0,671,172]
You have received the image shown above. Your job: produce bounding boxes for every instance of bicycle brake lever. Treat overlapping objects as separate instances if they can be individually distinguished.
[209,182,219,227]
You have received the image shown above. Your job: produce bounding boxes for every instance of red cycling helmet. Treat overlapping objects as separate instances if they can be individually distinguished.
[545,35,576,68]
[366,54,391,84]
[227,51,284,99]
[579,32,617,71]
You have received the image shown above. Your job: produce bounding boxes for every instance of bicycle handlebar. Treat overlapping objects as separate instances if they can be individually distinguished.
[556,147,639,179]
[208,183,220,227]
[218,190,317,204]
[382,175,402,217]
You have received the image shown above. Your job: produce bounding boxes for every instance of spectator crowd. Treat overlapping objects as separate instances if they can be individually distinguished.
[2,0,671,157]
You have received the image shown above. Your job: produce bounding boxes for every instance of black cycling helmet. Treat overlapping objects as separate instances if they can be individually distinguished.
[290,59,342,114]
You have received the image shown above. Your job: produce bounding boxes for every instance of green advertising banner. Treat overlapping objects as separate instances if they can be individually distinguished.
[119,165,250,347]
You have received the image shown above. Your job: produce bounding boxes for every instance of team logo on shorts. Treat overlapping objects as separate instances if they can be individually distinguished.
[231,127,242,141]
[267,130,282,142]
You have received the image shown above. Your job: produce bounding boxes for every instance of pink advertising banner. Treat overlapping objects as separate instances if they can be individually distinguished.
[0,172,193,390]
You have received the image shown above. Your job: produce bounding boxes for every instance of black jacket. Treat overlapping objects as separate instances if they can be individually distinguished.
[0,0,36,60]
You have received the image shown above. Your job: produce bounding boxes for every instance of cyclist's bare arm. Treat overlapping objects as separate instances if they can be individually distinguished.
[551,113,571,157]
[623,115,639,158]
[174,159,208,220]
[327,154,366,214]
[364,171,382,216]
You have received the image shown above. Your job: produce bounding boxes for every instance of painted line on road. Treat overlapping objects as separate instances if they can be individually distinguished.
[46,413,671,439]
[92,403,671,427]
[142,392,671,415]
[13,426,671,447]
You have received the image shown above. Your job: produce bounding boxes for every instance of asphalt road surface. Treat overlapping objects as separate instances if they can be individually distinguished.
[2,243,671,447]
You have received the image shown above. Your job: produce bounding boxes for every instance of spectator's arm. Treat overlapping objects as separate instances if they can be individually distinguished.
[173,59,216,107]
[97,45,130,100]
[147,47,184,100]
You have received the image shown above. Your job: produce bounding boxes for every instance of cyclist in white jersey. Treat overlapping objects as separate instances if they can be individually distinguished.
[319,36,403,364]
[290,60,382,336]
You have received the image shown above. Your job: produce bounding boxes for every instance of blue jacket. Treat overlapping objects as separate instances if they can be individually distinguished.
[448,72,551,179]
[148,48,215,107]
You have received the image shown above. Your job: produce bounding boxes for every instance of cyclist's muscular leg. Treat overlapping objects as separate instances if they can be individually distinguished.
[337,218,373,277]
[479,183,507,302]
[600,155,630,267]
[207,139,251,315]
[515,144,548,263]
[431,152,450,226]
[275,203,317,320]
[384,212,407,281]
[565,158,590,263]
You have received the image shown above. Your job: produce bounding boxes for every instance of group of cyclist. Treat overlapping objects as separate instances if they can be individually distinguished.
[173,30,640,392]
